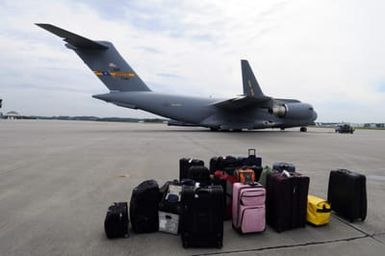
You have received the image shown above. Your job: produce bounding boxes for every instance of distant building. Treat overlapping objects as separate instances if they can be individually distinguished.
[5,111,21,120]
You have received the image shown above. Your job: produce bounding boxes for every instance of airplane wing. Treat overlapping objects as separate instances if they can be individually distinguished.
[211,95,272,110]
[274,98,301,104]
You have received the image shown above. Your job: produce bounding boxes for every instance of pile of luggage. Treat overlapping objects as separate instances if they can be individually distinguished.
[104,149,367,249]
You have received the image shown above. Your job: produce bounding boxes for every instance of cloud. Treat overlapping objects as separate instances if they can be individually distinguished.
[0,0,384,122]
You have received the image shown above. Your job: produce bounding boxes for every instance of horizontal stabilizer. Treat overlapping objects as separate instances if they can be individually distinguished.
[36,23,108,50]
[211,95,272,110]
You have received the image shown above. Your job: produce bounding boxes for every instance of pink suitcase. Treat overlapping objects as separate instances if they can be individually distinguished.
[232,182,266,233]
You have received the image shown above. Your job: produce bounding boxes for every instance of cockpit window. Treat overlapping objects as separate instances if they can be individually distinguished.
[309,107,313,110]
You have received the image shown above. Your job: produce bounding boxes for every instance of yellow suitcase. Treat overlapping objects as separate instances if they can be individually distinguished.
[307,195,331,226]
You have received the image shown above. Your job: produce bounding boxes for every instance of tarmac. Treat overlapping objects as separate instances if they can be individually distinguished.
[0,119,384,256]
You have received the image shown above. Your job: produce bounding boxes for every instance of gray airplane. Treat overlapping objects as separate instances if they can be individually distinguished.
[37,24,317,131]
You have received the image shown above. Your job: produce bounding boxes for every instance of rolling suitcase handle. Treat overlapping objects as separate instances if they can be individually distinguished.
[248,181,262,188]
[316,205,331,213]
[248,148,256,157]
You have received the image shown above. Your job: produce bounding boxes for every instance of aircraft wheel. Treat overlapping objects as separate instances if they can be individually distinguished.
[280,128,285,131]
[210,127,219,132]
[300,127,307,132]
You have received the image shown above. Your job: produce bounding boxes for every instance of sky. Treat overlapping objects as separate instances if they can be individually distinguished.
[0,0,384,122]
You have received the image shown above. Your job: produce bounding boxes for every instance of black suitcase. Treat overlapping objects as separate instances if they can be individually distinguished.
[221,155,241,175]
[327,169,367,222]
[209,156,220,174]
[180,185,224,248]
[272,162,296,173]
[179,158,204,181]
[130,180,161,233]
[188,165,210,185]
[238,149,262,167]
[266,172,309,232]
[104,202,129,238]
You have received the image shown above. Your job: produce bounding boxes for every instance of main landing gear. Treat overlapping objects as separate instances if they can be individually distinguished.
[300,127,307,132]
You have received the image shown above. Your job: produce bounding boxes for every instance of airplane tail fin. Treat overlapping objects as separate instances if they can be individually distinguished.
[241,60,264,97]
[36,24,151,92]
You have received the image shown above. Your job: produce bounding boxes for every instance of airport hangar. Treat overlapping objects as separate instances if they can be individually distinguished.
[0,120,384,256]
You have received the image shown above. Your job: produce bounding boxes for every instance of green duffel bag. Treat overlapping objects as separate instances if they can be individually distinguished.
[258,166,275,187]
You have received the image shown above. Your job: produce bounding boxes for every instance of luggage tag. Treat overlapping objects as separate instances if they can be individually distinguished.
[282,170,291,177]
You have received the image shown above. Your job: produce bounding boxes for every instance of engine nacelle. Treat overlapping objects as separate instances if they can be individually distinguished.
[272,103,314,120]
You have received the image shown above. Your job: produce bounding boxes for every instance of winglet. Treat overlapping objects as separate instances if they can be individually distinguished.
[241,60,264,97]
[36,23,108,50]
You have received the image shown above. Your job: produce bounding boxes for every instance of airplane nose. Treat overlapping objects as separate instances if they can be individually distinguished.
[313,111,318,120]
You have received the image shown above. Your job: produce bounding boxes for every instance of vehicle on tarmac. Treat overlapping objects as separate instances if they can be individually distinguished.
[335,124,355,134]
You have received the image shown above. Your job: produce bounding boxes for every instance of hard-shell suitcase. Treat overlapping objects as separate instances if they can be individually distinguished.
[235,168,256,184]
[327,169,367,222]
[104,202,129,238]
[188,165,210,185]
[130,180,161,233]
[179,158,204,181]
[273,162,296,173]
[180,185,224,248]
[232,183,266,234]
[238,149,262,167]
[266,172,309,232]
[307,195,331,226]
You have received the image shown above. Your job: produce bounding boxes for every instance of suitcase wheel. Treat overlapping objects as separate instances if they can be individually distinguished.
[217,241,223,248]
[182,241,189,248]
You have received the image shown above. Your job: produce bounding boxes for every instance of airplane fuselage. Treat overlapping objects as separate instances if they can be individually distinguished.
[93,92,317,130]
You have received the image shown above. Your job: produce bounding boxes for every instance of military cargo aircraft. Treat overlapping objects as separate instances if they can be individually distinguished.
[37,24,317,131]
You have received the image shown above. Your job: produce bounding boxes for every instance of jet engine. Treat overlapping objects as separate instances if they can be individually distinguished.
[271,103,314,120]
